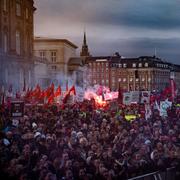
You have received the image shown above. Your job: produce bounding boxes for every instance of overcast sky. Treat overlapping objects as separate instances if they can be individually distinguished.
[34,0,180,64]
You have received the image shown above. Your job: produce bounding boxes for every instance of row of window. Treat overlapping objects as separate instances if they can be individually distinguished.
[4,68,31,85]
[89,62,109,67]
[39,51,57,63]
[3,0,30,19]
[111,62,149,68]
[156,63,169,68]
[89,62,149,68]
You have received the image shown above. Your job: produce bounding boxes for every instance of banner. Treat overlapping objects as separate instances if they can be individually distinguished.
[123,92,132,105]
[131,91,140,103]
[141,91,150,104]
[11,101,24,117]
[160,99,172,117]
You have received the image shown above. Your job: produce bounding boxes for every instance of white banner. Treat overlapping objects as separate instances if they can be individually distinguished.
[141,91,150,104]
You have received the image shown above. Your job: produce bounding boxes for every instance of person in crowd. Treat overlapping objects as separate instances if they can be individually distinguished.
[0,100,180,180]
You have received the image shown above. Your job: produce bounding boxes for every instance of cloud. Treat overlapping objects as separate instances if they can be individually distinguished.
[34,0,180,64]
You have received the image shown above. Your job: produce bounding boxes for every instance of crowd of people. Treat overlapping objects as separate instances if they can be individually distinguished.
[0,100,180,180]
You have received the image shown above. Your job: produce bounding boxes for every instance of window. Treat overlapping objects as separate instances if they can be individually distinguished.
[39,51,46,60]
[138,63,142,67]
[145,63,148,67]
[16,3,21,16]
[51,51,57,62]
[130,78,133,82]
[28,70,31,85]
[119,64,122,68]
[5,68,8,83]
[3,33,8,53]
[3,0,7,11]
[52,66,57,70]
[118,78,122,82]
[112,78,116,83]
[142,78,145,82]
[19,69,24,85]
[16,30,21,55]
[123,63,127,68]
[123,78,126,82]
[132,63,136,68]
[25,8,29,19]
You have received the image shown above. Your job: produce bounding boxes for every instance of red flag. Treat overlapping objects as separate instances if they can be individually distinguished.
[54,85,61,97]
[69,85,76,95]
[47,94,54,105]
[63,85,76,104]
[44,83,54,98]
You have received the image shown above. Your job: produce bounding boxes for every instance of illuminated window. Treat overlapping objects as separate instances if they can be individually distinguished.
[138,63,142,67]
[123,78,126,82]
[16,30,21,55]
[132,63,136,68]
[118,78,122,82]
[145,63,148,67]
[119,64,122,68]
[51,51,57,62]
[130,78,133,82]
[123,63,127,68]
[16,3,21,16]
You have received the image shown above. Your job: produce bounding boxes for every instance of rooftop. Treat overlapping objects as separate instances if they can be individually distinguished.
[34,37,78,49]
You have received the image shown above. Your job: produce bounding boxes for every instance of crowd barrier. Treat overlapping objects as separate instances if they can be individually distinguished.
[128,167,176,180]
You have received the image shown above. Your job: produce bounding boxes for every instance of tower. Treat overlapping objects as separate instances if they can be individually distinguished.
[80,31,90,57]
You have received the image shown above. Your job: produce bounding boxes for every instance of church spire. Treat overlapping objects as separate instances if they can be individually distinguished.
[83,31,87,46]
[80,31,90,57]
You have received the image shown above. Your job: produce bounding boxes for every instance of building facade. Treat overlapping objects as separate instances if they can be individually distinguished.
[86,56,180,92]
[0,0,36,91]
[34,37,78,86]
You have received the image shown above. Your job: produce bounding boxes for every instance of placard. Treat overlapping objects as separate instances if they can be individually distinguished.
[11,101,24,117]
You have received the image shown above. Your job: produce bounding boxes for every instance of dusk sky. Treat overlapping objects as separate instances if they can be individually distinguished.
[34,0,180,64]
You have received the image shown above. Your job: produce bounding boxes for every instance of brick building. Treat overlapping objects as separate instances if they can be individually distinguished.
[0,0,36,91]
[86,55,180,92]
